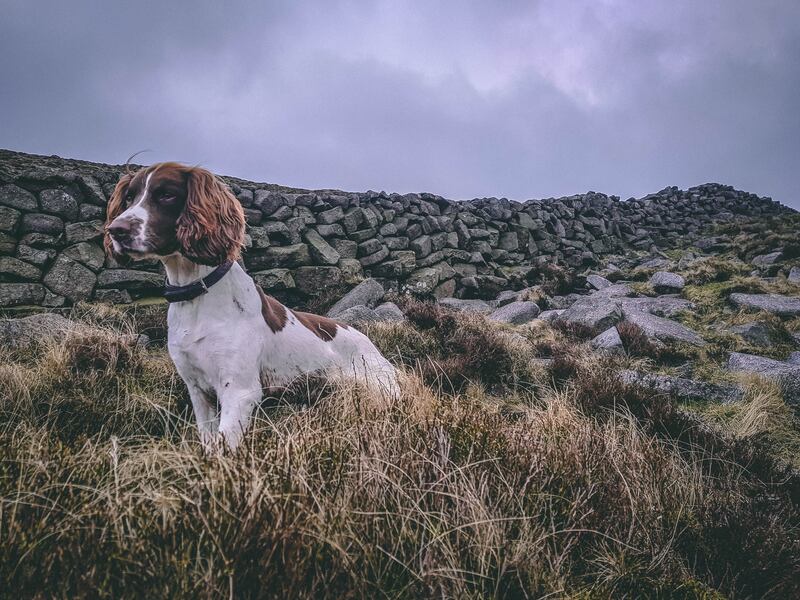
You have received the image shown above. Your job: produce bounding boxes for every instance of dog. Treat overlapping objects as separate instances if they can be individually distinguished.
[104,162,398,449]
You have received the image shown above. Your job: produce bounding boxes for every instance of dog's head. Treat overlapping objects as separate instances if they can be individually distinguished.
[104,163,245,266]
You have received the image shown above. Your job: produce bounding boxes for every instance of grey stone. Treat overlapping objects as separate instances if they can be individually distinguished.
[751,251,783,267]
[96,269,162,290]
[618,297,693,318]
[303,229,341,266]
[0,206,21,233]
[330,238,358,259]
[729,293,800,318]
[727,352,800,404]
[294,266,343,294]
[0,283,46,306]
[358,246,389,267]
[592,283,635,298]
[250,244,312,269]
[729,322,772,346]
[316,223,346,237]
[43,255,97,302]
[327,278,385,318]
[591,327,623,354]
[334,305,380,327]
[586,274,612,290]
[538,309,565,321]
[0,257,41,281]
[39,189,79,219]
[405,268,440,294]
[548,294,584,310]
[788,266,800,284]
[649,271,685,293]
[21,213,64,235]
[556,298,623,330]
[495,290,520,306]
[373,302,406,322]
[0,313,73,349]
[437,297,495,314]
[79,204,105,220]
[252,268,295,290]
[253,190,283,214]
[317,206,345,225]
[622,309,705,346]
[247,226,271,249]
[338,258,363,284]
[0,184,38,211]
[619,370,743,404]
[63,242,105,271]
[16,245,55,266]
[433,279,456,299]
[410,235,432,258]
[636,257,671,270]
[786,352,800,365]
[489,301,541,324]
[65,220,103,243]
[94,288,133,303]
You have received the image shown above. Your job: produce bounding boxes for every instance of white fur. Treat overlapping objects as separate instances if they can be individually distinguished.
[162,255,398,450]
[110,172,152,255]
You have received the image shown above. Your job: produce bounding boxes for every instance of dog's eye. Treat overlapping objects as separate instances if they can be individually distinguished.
[158,194,177,204]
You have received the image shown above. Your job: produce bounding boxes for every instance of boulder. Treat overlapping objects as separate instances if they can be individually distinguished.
[538,309,565,322]
[0,184,38,211]
[618,297,693,318]
[96,269,162,290]
[63,242,105,271]
[729,293,800,318]
[437,297,495,314]
[373,302,406,322]
[0,257,41,282]
[788,266,800,284]
[649,271,685,293]
[43,255,97,302]
[548,294,584,309]
[39,189,79,219]
[249,243,312,269]
[338,258,363,284]
[252,268,295,290]
[495,290,520,307]
[404,268,440,295]
[0,206,20,233]
[751,251,783,267]
[621,309,705,346]
[619,370,743,404]
[728,322,772,346]
[586,274,612,290]
[65,220,103,243]
[556,298,623,330]
[0,283,46,307]
[0,313,73,350]
[727,352,800,404]
[303,229,340,266]
[334,305,381,327]
[590,327,623,354]
[786,351,800,365]
[21,213,64,235]
[94,289,132,303]
[327,278,385,318]
[591,283,634,298]
[488,301,541,325]
[294,266,343,294]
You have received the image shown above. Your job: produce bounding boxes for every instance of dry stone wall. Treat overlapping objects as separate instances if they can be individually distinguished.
[0,149,793,308]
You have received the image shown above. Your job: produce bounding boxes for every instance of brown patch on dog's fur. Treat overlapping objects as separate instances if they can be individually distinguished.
[292,310,344,342]
[257,287,288,333]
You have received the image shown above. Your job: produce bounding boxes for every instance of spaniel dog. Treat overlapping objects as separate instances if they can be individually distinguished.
[105,163,398,449]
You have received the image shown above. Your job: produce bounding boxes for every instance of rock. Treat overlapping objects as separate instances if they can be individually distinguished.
[0,283,46,306]
[751,251,783,267]
[622,309,705,346]
[373,302,406,322]
[253,190,283,215]
[729,293,800,318]
[43,255,97,302]
[786,352,800,365]
[437,297,495,314]
[96,269,162,290]
[433,279,456,299]
[495,290,520,306]
[65,220,103,243]
[317,206,345,225]
[0,184,38,211]
[488,301,541,325]
[252,268,295,290]
[590,327,623,354]
[636,257,671,271]
[619,370,743,404]
[410,235,432,258]
[591,283,634,298]
[16,245,55,266]
[618,297,693,318]
[330,239,358,259]
[334,305,381,327]
[538,309,565,321]
[586,274,612,290]
[0,206,20,233]
[338,258,363,284]
[249,244,312,269]
[294,266,343,294]
[0,257,41,281]
[94,288,132,303]
[788,266,800,284]
[649,271,685,293]
[404,268,440,295]
[358,246,389,267]
[39,189,79,219]
[63,242,105,270]
[548,294,584,309]
[727,352,800,404]
[21,213,64,235]
[303,229,340,266]
[0,313,73,349]
[729,322,772,346]
[327,278,385,318]
[556,298,623,330]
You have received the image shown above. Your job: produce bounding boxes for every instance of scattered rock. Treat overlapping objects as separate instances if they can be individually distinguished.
[788,266,800,284]
[43,255,97,302]
[537,309,564,321]
[438,297,496,314]
[252,268,296,291]
[728,322,772,346]
[590,327,623,354]
[649,271,685,293]
[334,305,381,327]
[0,313,73,350]
[488,301,541,324]
[557,298,623,330]
[622,309,705,346]
[751,251,783,267]
[327,278,385,318]
[0,283,46,306]
[729,293,800,318]
[618,297,693,318]
[96,269,162,291]
[619,370,743,404]
[727,352,800,404]
[495,290,520,307]
[373,302,406,322]
[586,274,612,290]
[591,283,634,298]
[786,352,800,365]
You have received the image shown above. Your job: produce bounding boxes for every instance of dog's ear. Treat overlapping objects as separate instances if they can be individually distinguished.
[176,167,245,265]
[104,173,134,265]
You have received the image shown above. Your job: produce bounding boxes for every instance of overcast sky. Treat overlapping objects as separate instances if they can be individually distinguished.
[2,1,799,207]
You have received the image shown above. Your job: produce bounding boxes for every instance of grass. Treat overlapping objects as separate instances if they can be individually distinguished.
[0,303,799,598]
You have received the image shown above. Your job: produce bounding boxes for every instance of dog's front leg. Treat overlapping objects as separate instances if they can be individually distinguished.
[217,384,262,450]
[185,383,218,452]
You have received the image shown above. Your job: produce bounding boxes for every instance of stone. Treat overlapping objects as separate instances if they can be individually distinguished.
[649,271,685,293]
[488,301,541,324]
[0,313,73,349]
[94,288,133,303]
[495,290,520,306]
[43,255,97,302]
[556,298,623,330]
[729,293,800,318]
[249,244,312,269]
[334,305,380,327]
[437,297,495,314]
[63,242,106,271]
[16,245,55,266]
[728,322,772,346]
[317,206,345,225]
[260,222,297,245]
[0,184,38,211]
[788,266,800,284]
[0,283,46,306]
[586,274,612,290]
[0,206,21,233]
[338,258,363,284]
[65,220,103,243]
[548,294,584,310]
[727,352,800,404]
[591,283,635,298]
[618,297,693,318]
[316,223,346,237]
[253,190,283,215]
[751,251,783,267]
[433,279,456,299]
[590,327,623,354]
[303,229,341,266]
[373,302,406,322]
[252,268,295,290]
[39,189,79,219]
[619,370,743,404]
[330,239,358,259]
[359,246,389,267]
[622,309,705,346]
[538,309,565,321]
[787,352,800,365]
[410,235,432,258]
[79,204,105,220]
[327,278,385,318]
[405,268,440,294]
[0,256,41,282]
[294,266,343,294]
[636,257,671,270]
[21,213,64,235]
[96,269,162,290]
[247,226,271,249]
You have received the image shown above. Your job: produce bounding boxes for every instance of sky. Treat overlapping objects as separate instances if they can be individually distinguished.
[1,1,799,208]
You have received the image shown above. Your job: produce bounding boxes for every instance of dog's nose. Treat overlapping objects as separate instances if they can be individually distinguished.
[108,220,132,240]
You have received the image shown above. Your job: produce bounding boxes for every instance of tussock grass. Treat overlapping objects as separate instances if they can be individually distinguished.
[0,306,798,598]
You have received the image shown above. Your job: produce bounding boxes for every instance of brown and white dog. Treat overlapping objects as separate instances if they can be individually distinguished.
[105,163,398,449]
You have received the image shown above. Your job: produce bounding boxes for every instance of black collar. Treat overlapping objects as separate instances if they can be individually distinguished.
[163,260,234,303]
